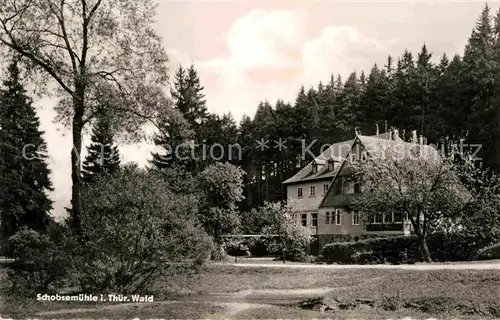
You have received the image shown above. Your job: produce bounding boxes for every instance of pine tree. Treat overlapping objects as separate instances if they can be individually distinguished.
[238,115,256,212]
[385,55,394,77]
[438,53,449,74]
[431,54,464,141]
[174,65,208,126]
[81,113,120,183]
[411,44,436,138]
[359,64,389,132]
[492,8,500,172]
[339,72,361,131]
[389,50,417,130]
[152,65,208,174]
[462,5,498,171]
[0,60,53,241]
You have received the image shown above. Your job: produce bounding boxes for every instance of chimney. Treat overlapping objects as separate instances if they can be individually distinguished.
[384,120,388,133]
[376,123,379,135]
[419,135,424,145]
[412,130,418,144]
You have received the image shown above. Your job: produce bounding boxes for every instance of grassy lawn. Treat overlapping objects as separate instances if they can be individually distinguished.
[157,264,500,297]
[156,264,389,296]
[2,264,499,319]
[159,264,500,318]
[28,302,226,319]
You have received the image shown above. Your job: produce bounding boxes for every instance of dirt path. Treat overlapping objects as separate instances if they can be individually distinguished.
[215,261,500,270]
[171,287,335,305]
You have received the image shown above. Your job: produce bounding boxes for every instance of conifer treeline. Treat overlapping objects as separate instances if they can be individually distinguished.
[0,61,53,240]
[152,5,500,213]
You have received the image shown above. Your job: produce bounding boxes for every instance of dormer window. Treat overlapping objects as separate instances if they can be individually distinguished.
[327,159,335,171]
[312,163,318,174]
[311,159,325,174]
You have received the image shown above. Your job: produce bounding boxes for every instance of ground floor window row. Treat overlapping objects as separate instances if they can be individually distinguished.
[299,210,409,227]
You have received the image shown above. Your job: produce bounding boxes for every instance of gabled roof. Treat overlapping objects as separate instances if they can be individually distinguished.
[282,132,393,185]
[313,159,326,165]
[319,138,358,208]
[319,134,442,208]
[356,135,441,163]
[282,142,352,185]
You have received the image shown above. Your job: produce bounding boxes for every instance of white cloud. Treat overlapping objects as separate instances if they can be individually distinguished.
[198,9,395,121]
[225,9,306,69]
[302,26,387,84]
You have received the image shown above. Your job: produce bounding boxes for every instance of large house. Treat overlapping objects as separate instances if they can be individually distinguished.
[283,128,440,250]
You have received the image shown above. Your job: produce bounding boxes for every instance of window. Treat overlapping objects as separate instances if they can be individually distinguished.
[383,212,392,224]
[325,211,331,224]
[354,183,361,193]
[328,160,335,171]
[335,209,342,225]
[393,212,403,223]
[345,182,354,194]
[323,184,329,195]
[297,187,303,198]
[373,212,383,224]
[352,211,360,225]
[301,214,307,226]
[361,151,368,161]
[312,213,318,227]
[310,186,316,197]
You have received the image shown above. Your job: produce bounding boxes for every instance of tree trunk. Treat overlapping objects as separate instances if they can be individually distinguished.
[70,100,84,235]
[419,235,432,263]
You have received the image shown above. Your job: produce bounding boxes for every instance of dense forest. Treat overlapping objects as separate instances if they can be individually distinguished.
[156,5,500,213]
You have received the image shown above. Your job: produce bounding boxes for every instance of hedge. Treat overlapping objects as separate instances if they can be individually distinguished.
[223,236,276,257]
[475,242,500,260]
[320,232,498,264]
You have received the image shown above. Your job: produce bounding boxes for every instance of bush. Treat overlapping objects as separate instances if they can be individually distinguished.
[3,227,73,296]
[260,201,313,262]
[222,236,275,257]
[74,167,213,294]
[321,242,358,264]
[475,243,500,260]
[321,232,497,264]
[247,237,272,257]
[223,238,249,257]
[210,244,230,261]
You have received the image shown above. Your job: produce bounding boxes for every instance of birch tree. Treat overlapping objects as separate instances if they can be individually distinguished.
[0,0,169,233]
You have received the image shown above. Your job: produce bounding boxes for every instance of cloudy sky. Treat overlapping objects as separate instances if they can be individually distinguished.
[35,0,497,219]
